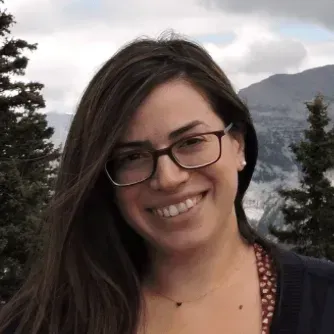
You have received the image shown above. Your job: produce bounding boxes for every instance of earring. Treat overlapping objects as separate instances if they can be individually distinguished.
[241,160,247,166]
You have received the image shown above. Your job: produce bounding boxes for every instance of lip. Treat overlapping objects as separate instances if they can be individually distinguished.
[150,191,208,225]
[147,191,208,211]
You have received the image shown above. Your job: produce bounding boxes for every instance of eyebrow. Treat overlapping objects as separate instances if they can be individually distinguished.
[168,120,206,140]
[115,120,207,150]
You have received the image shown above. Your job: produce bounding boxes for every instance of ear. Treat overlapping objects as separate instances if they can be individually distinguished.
[231,132,246,172]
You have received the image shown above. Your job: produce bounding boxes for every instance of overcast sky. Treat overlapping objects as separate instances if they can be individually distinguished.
[5,0,334,114]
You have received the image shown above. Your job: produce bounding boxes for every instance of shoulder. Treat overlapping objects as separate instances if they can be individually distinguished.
[268,246,334,333]
[272,245,334,283]
[298,254,334,280]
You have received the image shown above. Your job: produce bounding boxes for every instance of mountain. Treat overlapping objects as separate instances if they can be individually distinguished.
[239,65,334,233]
[239,65,334,109]
[45,64,334,232]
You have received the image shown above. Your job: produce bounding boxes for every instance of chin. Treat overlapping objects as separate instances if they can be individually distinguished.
[152,226,219,254]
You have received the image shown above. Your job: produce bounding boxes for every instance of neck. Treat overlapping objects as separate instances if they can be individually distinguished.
[144,212,254,302]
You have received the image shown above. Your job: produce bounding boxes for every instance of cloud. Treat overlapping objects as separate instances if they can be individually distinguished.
[199,0,334,30]
[302,41,334,69]
[203,23,308,88]
[240,39,307,74]
[7,0,235,36]
[277,23,334,42]
[7,0,259,113]
[4,0,334,113]
[22,27,119,113]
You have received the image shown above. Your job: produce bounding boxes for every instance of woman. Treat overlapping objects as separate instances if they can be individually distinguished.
[1,35,334,334]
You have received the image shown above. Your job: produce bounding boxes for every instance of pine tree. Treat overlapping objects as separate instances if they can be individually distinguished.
[269,94,334,260]
[0,2,59,302]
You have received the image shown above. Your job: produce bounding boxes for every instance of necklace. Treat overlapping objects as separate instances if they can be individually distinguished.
[147,247,257,308]
[153,280,230,307]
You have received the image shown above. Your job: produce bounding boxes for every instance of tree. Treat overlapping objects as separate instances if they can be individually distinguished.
[0,2,60,302]
[269,94,334,260]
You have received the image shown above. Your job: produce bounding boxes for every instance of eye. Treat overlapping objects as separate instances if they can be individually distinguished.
[122,152,143,161]
[115,151,151,166]
[179,136,206,147]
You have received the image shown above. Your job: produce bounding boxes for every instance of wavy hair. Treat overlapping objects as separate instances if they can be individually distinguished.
[0,33,261,334]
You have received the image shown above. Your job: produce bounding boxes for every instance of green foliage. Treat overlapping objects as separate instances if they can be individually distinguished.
[269,94,334,260]
[0,2,59,302]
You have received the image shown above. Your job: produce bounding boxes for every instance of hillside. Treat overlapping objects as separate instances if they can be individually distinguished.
[239,65,334,232]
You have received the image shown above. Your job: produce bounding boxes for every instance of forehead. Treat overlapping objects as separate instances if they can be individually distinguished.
[122,79,224,143]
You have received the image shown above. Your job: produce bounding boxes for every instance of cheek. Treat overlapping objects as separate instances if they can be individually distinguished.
[208,157,239,197]
[115,188,140,222]
[115,187,149,234]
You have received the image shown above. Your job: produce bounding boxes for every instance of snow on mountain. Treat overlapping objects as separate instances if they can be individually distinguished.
[241,64,334,228]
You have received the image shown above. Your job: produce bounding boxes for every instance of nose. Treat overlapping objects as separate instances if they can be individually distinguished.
[149,155,190,192]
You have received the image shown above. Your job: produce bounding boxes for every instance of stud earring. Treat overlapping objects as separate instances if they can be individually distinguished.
[241,160,247,166]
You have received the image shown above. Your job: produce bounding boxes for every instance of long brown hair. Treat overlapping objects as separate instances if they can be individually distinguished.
[0,33,260,334]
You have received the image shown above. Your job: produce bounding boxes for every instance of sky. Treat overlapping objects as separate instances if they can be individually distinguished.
[5,0,334,115]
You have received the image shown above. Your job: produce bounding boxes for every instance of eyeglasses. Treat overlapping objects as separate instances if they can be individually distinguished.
[105,123,233,187]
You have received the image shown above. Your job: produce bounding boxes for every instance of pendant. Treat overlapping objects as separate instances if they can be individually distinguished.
[176,302,182,307]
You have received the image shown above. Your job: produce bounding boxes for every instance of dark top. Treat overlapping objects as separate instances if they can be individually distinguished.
[270,245,334,334]
[3,245,334,333]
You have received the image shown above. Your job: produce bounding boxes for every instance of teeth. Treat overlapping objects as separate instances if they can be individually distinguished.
[153,194,203,218]
[163,208,170,217]
[157,208,163,216]
[177,202,187,213]
[185,199,194,209]
[169,205,179,216]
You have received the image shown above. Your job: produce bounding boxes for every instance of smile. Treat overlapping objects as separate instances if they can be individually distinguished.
[151,193,204,218]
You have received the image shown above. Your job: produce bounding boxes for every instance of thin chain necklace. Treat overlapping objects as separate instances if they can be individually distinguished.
[152,279,234,307]
[147,245,257,308]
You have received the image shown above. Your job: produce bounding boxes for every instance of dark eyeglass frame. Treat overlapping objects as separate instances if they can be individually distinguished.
[105,123,234,187]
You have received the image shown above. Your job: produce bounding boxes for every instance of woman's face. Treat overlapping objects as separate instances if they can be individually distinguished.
[114,79,245,253]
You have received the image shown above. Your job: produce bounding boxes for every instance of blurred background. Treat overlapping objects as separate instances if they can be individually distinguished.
[1,0,334,302]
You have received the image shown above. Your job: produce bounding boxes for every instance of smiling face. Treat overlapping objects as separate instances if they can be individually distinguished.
[113,79,246,253]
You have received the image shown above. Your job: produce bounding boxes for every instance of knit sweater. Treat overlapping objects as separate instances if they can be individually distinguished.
[270,246,334,334]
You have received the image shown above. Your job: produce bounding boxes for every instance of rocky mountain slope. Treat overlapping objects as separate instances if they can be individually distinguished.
[239,65,334,233]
